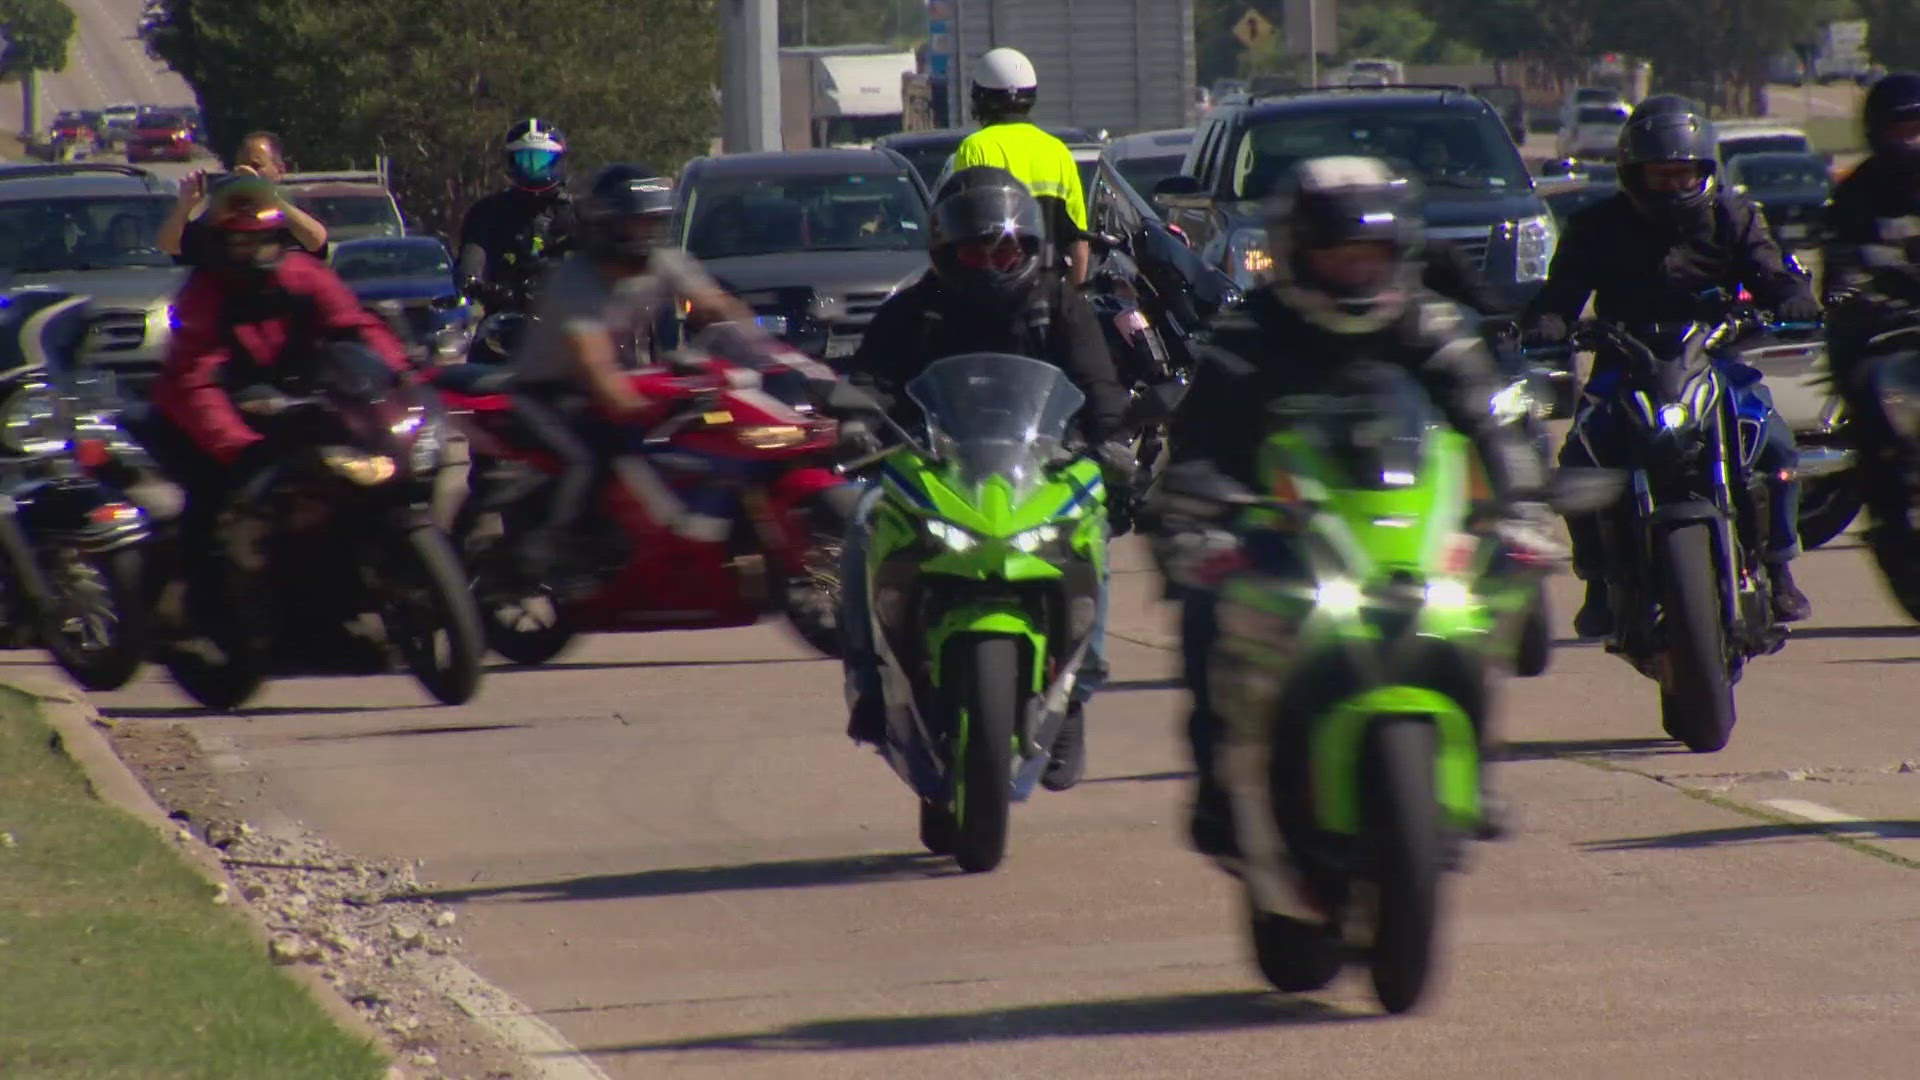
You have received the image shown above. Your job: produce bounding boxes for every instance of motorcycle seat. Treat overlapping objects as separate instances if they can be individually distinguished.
[430,363,518,396]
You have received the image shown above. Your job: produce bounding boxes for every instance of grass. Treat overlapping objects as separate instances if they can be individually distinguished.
[0,688,389,1080]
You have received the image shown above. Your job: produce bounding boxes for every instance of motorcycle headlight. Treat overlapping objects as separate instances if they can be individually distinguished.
[1009,523,1062,553]
[0,387,69,455]
[405,413,445,475]
[1314,578,1363,617]
[1657,402,1689,430]
[1515,214,1558,283]
[319,446,397,486]
[923,518,978,553]
[1490,383,1532,425]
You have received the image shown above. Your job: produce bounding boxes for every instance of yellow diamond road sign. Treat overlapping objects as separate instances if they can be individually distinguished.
[1234,8,1275,48]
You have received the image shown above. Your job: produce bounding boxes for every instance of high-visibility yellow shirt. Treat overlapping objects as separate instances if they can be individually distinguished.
[939,121,1088,234]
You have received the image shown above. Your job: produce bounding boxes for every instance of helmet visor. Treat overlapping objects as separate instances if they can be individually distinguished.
[954,234,1029,273]
[509,148,562,183]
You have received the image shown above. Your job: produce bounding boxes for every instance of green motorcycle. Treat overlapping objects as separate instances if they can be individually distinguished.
[833,353,1109,874]
[1158,363,1609,1014]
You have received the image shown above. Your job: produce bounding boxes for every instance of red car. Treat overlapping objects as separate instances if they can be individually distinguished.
[126,113,194,163]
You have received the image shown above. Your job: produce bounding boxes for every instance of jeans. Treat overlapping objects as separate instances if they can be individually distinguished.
[1560,385,1802,575]
[840,480,1110,706]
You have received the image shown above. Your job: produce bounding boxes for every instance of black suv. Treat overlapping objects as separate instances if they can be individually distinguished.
[1152,86,1556,313]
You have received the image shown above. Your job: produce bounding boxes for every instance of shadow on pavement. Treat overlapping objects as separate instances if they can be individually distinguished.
[1081,769,1194,785]
[294,722,533,742]
[1828,656,1920,666]
[584,990,1367,1054]
[1498,736,1676,761]
[1786,624,1920,640]
[414,851,957,904]
[1584,820,1920,851]
[99,703,437,719]
[488,657,826,673]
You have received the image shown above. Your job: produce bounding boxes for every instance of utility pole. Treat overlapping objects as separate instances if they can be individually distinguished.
[721,0,781,153]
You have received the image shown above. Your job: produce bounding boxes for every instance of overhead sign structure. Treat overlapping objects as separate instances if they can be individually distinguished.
[1233,8,1274,49]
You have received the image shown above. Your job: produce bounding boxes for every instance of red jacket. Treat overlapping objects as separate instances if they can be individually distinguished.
[154,251,411,464]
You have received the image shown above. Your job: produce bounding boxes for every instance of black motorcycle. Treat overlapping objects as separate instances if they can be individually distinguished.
[1554,312,1794,752]
[0,291,152,690]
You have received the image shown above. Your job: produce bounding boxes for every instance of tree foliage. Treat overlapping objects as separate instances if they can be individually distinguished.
[0,0,75,77]
[142,0,717,240]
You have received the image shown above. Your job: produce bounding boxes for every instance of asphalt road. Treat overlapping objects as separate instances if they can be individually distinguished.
[9,521,1920,1079]
[0,0,194,134]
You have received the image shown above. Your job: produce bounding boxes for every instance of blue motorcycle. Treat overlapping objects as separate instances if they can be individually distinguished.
[1549,310,1802,752]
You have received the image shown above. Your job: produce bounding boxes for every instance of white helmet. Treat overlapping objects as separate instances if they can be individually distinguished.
[972,47,1038,119]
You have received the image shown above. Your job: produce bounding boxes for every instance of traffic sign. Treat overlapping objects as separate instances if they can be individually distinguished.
[1234,8,1275,49]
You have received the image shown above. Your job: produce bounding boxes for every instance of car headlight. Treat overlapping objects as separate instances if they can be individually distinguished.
[923,519,978,552]
[0,386,69,455]
[319,446,397,486]
[1515,214,1558,283]
[1010,523,1062,553]
[1424,577,1474,609]
[753,314,790,336]
[1227,228,1273,289]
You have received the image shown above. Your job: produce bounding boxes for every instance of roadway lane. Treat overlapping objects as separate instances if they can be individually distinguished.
[14,527,1920,1078]
[0,0,195,135]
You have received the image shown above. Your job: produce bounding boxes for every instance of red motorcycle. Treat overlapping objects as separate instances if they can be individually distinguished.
[430,325,858,664]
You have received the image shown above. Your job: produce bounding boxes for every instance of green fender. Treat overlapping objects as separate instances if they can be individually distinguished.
[1309,685,1481,835]
[926,604,1048,693]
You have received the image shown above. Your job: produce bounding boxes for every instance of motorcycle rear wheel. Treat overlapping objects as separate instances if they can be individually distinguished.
[38,545,147,692]
[1656,523,1738,752]
[384,528,485,706]
[945,636,1018,874]
[1363,718,1445,1015]
[1514,585,1551,678]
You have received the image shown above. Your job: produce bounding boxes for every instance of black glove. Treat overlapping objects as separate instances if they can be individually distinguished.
[1774,293,1822,325]
[1094,440,1138,537]
[1521,314,1569,349]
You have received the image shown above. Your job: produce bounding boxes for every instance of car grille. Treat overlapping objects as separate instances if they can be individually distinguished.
[826,290,893,357]
[82,310,147,355]
[1451,234,1493,273]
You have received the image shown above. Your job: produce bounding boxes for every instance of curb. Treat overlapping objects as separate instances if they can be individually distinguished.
[6,679,412,1080]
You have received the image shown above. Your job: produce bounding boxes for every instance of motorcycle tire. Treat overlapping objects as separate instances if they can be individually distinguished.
[164,594,265,713]
[1869,524,1920,623]
[1656,524,1738,752]
[1363,718,1445,1015]
[1514,585,1551,678]
[783,485,862,659]
[38,545,147,692]
[384,527,485,706]
[945,636,1018,874]
[1247,903,1344,994]
[1796,477,1861,551]
[918,798,956,856]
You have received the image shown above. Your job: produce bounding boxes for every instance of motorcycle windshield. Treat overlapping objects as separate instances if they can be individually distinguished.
[1617,321,1713,401]
[906,353,1085,503]
[1269,363,1435,490]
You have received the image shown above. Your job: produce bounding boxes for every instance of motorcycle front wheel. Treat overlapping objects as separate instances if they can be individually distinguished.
[1363,718,1445,1015]
[1514,585,1551,678]
[382,527,485,706]
[1656,523,1738,752]
[38,544,147,691]
[943,636,1018,874]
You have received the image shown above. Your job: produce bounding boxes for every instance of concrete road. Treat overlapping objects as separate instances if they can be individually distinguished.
[0,0,194,135]
[13,526,1920,1079]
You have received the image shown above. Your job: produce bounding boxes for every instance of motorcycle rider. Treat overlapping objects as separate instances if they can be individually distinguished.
[839,167,1129,791]
[456,119,576,312]
[1823,72,1920,542]
[1162,156,1554,855]
[938,47,1092,285]
[1523,99,1820,636]
[504,163,758,585]
[149,175,413,650]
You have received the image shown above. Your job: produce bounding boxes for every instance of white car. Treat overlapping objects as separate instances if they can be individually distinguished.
[1558,87,1628,131]
[1557,102,1630,160]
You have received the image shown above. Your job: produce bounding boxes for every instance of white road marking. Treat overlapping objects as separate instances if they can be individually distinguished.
[1762,798,1868,828]
[422,956,614,1080]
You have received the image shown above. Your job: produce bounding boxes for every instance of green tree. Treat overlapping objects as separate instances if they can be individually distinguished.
[0,0,75,76]
[781,0,926,48]
[143,0,717,240]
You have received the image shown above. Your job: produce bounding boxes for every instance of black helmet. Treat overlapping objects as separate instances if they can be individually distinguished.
[503,118,566,191]
[1865,72,1920,162]
[1616,103,1718,226]
[928,175,1046,307]
[1633,93,1706,118]
[1267,156,1421,334]
[582,164,675,265]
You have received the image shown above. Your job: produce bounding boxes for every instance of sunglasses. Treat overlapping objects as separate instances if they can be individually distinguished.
[954,235,1027,272]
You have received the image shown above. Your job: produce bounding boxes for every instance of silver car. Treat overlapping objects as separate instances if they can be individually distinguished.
[0,164,188,393]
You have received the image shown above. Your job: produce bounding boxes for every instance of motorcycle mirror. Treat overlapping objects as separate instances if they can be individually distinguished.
[1545,467,1627,516]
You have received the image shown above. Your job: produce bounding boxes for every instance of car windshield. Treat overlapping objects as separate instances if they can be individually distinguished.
[683,171,927,258]
[1113,152,1188,198]
[1577,106,1628,124]
[906,352,1085,501]
[0,194,177,272]
[889,142,959,188]
[1732,158,1829,190]
[290,193,401,233]
[1721,135,1809,158]
[332,242,452,281]
[1230,108,1531,198]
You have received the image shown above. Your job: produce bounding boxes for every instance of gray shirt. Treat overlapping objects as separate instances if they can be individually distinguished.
[512,247,719,382]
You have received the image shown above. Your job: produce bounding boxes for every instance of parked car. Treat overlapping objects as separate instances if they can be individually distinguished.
[874,125,1098,191]
[0,164,187,391]
[1153,85,1557,312]
[125,112,195,164]
[673,148,931,360]
[49,111,103,147]
[328,236,474,363]
[277,172,405,241]
[1556,101,1630,160]
[1100,129,1195,219]
[1558,87,1629,131]
[1537,158,1618,185]
[1726,151,1833,249]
